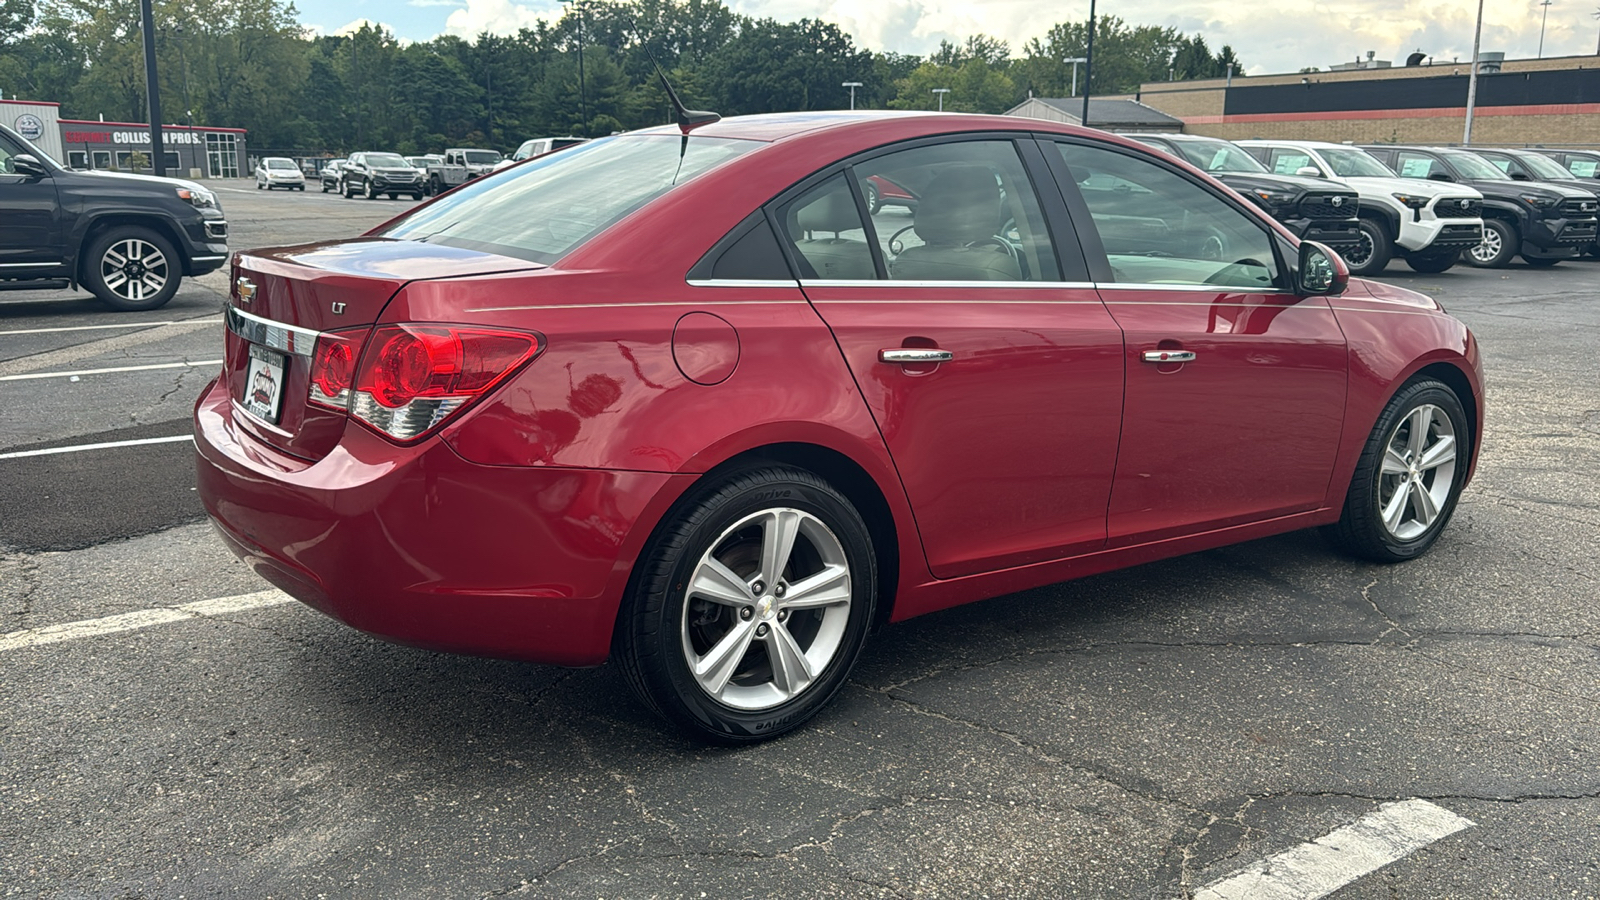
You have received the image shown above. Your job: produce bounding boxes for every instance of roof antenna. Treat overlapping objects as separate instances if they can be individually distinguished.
[628,15,720,132]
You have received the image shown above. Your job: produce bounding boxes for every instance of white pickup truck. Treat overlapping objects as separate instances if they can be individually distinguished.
[425,148,504,194]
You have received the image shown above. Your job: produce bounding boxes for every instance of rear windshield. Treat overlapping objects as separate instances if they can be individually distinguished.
[380,134,756,265]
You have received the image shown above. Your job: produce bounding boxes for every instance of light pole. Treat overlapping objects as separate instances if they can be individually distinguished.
[1593,7,1600,54]
[842,81,862,110]
[1464,0,1486,143]
[1081,0,1097,126]
[560,0,588,136]
[1063,57,1087,96]
[932,88,950,111]
[138,0,166,176]
[1540,0,1555,57]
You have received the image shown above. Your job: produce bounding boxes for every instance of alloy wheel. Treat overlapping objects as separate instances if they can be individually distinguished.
[1469,228,1502,264]
[1376,404,1457,541]
[98,238,169,305]
[1344,231,1375,267]
[680,508,852,711]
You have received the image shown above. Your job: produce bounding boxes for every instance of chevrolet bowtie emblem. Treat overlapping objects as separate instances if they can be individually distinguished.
[236,277,256,303]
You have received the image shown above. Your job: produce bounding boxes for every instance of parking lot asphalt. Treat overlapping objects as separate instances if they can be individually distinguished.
[2,187,1598,899]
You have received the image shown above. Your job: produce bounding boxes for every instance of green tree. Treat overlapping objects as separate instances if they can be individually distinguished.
[704,17,873,114]
[888,59,1016,114]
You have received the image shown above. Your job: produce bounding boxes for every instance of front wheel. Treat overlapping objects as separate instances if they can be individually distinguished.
[615,466,877,744]
[83,226,182,312]
[1323,378,1470,562]
[1343,219,1392,276]
[1466,218,1517,267]
[864,181,882,214]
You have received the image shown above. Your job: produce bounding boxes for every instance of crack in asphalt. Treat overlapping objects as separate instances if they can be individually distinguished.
[0,552,40,631]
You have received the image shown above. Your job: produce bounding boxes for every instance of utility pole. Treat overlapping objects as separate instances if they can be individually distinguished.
[138,0,166,176]
[1465,0,1486,144]
[842,81,862,109]
[932,88,950,111]
[1081,0,1096,126]
[1539,0,1555,57]
[562,0,588,136]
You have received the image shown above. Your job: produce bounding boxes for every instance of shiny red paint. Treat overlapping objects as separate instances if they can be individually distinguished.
[194,112,1484,666]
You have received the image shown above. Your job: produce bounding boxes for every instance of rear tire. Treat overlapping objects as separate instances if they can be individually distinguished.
[1323,378,1469,563]
[82,226,182,312]
[1343,218,1392,276]
[615,465,877,744]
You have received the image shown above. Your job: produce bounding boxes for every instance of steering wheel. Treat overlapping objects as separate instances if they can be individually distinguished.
[888,224,917,257]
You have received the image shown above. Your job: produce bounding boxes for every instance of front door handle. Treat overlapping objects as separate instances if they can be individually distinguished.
[1142,350,1196,364]
[881,348,954,364]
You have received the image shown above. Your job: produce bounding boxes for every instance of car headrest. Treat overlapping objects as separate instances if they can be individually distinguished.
[915,167,1001,246]
[796,188,861,235]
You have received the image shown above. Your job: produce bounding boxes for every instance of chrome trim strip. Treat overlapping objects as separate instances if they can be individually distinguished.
[686,279,799,288]
[881,348,954,363]
[802,279,1097,289]
[810,298,1105,305]
[0,262,58,268]
[1142,349,1197,363]
[465,300,806,313]
[190,255,228,263]
[225,305,321,358]
[1094,282,1286,294]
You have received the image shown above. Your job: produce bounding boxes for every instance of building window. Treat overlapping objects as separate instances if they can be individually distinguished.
[68,151,88,169]
[91,150,111,170]
[114,150,180,172]
[205,132,239,178]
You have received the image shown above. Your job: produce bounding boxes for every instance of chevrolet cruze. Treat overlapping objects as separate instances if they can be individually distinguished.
[195,112,1484,743]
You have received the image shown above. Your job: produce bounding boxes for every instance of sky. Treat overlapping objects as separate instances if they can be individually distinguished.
[295,0,1600,77]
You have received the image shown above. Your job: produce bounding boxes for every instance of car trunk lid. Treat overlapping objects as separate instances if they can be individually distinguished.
[223,238,542,460]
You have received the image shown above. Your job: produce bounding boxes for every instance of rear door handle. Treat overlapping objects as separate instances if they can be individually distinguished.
[1141,350,1196,363]
[880,349,954,364]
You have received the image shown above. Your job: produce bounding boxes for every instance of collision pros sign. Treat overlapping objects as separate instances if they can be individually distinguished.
[13,114,44,140]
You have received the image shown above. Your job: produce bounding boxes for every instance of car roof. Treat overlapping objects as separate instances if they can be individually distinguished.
[630,110,1107,144]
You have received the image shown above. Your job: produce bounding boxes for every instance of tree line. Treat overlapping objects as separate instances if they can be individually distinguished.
[0,0,1244,154]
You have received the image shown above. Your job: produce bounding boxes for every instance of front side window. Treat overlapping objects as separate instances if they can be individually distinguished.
[854,140,1060,282]
[1394,151,1447,180]
[1565,155,1600,178]
[1057,142,1281,290]
[381,134,755,265]
[1266,149,1319,176]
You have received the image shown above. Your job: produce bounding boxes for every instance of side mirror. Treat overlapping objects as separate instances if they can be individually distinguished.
[12,154,49,179]
[1428,172,1454,182]
[1298,241,1349,296]
[1295,166,1323,178]
[1509,171,1531,181]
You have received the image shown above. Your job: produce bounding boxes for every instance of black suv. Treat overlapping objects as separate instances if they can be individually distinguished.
[0,122,228,310]
[1361,145,1598,268]
[1130,134,1362,256]
[1534,149,1600,183]
[340,152,425,201]
[1473,147,1600,255]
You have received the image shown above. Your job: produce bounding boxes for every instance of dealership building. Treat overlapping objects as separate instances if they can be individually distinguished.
[2,98,247,178]
[1133,53,1600,148]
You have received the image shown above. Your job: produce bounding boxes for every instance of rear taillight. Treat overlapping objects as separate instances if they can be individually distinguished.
[308,324,541,442]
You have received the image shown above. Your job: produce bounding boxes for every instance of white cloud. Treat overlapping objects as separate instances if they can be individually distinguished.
[443,0,557,37]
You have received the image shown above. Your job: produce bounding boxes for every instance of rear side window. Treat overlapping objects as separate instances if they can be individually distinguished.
[380,135,755,265]
[778,175,877,280]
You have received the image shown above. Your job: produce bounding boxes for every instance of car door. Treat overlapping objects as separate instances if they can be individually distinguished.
[782,136,1126,578]
[1047,139,1349,546]
[0,132,62,270]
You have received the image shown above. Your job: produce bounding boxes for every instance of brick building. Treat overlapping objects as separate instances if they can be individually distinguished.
[1136,54,1600,148]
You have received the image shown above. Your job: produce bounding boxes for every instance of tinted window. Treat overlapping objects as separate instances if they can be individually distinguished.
[1057,142,1281,290]
[366,153,408,167]
[854,140,1060,282]
[380,135,755,265]
[777,175,876,280]
[709,218,792,280]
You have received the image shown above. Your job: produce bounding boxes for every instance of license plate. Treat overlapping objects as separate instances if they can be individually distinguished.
[242,344,287,425]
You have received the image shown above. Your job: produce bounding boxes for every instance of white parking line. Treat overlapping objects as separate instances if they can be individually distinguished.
[0,318,220,336]
[0,359,222,382]
[0,434,193,460]
[1191,799,1474,900]
[0,590,295,652]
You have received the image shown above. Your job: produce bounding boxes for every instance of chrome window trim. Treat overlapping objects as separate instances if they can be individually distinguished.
[225,305,321,357]
[1095,282,1287,295]
[800,279,1098,290]
[686,278,800,288]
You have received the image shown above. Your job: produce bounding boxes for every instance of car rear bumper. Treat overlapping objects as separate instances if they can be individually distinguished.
[192,376,687,666]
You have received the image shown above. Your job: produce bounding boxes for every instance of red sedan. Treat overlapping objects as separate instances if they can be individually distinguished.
[195,112,1483,743]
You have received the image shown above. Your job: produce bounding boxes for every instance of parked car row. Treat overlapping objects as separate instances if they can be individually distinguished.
[271,140,587,202]
[1128,134,1600,275]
